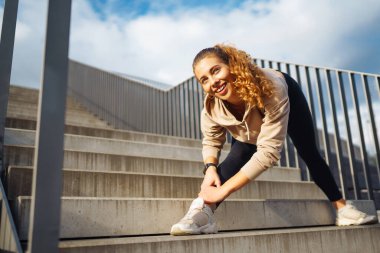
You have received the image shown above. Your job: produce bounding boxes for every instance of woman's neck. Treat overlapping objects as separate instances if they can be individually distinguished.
[226,95,244,106]
[224,100,245,121]
[225,101,244,110]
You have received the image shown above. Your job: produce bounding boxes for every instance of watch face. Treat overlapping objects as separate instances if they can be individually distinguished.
[203,163,217,174]
[206,163,217,168]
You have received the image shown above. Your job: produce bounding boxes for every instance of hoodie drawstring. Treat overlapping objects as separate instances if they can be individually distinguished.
[244,121,250,141]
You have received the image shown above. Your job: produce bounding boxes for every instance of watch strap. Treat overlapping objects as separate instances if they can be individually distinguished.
[203,163,218,175]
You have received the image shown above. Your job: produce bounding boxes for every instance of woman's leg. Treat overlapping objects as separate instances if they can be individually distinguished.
[213,138,257,208]
[283,72,379,225]
[217,138,257,184]
[283,72,343,202]
[170,138,256,235]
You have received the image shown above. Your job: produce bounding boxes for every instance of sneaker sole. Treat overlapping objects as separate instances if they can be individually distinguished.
[336,215,379,226]
[170,223,218,236]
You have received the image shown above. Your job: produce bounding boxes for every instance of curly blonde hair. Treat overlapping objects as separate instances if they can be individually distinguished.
[193,44,273,109]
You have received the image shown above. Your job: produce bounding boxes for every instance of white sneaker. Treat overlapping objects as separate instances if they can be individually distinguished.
[336,201,378,226]
[170,198,218,236]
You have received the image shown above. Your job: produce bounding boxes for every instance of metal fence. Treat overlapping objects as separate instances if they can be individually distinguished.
[68,59,380,207]
[0,179,22,252]
[69,60,205,139]
[0,0,72,252]
[0,0,22,252]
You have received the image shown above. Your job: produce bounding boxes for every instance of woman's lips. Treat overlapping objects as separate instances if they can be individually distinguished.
[215,83,227,96]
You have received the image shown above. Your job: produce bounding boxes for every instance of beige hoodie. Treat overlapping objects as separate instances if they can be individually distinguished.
[201,68,290,180]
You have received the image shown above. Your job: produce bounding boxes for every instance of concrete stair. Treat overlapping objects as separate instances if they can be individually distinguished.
[3,125,296,179]
[14,198,341,239]
[57,225,380,253]
[3,85,380,252]
[6,117,219,148]
[6,167,325,200]
[6,85,111,128]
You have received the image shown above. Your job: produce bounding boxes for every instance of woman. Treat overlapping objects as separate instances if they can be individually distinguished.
[170,44,377,236]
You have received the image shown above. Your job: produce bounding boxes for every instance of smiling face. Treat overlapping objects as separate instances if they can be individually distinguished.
[194,55,241,105]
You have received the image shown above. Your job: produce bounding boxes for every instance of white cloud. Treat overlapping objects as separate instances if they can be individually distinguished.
[68,0,380,85]
[2,0,379,160]
[2,0,380,88]
[3,0,48,88]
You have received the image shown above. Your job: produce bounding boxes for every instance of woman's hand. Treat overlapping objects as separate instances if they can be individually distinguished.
[199,170,251,204]
[201,166,221,190]
[198,185,228,204]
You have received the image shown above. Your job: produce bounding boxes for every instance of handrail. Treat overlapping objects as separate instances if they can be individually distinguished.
[0,1,22,252]
[0,0,18,178]
[26,1,72,253]
[0,178,23,253]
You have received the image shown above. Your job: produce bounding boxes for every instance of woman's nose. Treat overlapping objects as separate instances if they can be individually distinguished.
[211,77,220,87]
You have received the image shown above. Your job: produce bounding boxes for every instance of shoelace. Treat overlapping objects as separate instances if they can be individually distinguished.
[182,206,203,221]
[340,204,366,218]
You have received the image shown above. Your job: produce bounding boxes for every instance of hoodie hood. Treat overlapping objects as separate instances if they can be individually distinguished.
[203,93,254,126]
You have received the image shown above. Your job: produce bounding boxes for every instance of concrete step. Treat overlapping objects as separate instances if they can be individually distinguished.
[58,225,380,253]
[7,98,96,112]
[6,107,110,126]
[4,128,301,180]
[6,166,323,200]
[8,85,83,108]
[13,198,377,240]
[4,128,215,162]
[6,118,37,130]
[7,85,112,128]
[4,147,300,180]
[6,103,100,118]
[5,119,220,149]
[7,97,87,111]
[5,112,110,128]
[4,146,205,175]
[8,85,39,103]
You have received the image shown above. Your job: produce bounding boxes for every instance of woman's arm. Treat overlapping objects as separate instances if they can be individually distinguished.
[199,170,250,204]
[221,170,250,195]
[202,156,221,188]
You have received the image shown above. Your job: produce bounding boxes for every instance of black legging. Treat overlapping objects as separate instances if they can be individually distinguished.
[216,72,342,203]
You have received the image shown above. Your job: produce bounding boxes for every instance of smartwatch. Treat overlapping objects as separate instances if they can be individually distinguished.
[203,163,218,175]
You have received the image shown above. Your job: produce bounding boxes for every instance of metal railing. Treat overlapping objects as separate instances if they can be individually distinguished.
[68,59,380,207]
[0,0,21,252]
[0,0,72,252]
[255,59,380,203]
[27,1,72,253]
[0,179,22,253]
[69,60,205,139]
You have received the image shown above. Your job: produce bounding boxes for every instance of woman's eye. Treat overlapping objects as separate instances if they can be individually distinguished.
[213,68,220,74]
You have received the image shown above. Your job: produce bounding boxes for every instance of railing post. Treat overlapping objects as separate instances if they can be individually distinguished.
[348,73,374,200]
[27,1,72,252]
[336,71,360,199]
[0,0,19,177]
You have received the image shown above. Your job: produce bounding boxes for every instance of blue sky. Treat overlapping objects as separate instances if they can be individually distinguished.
[90,0,250,18]
[1,0,380,88]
